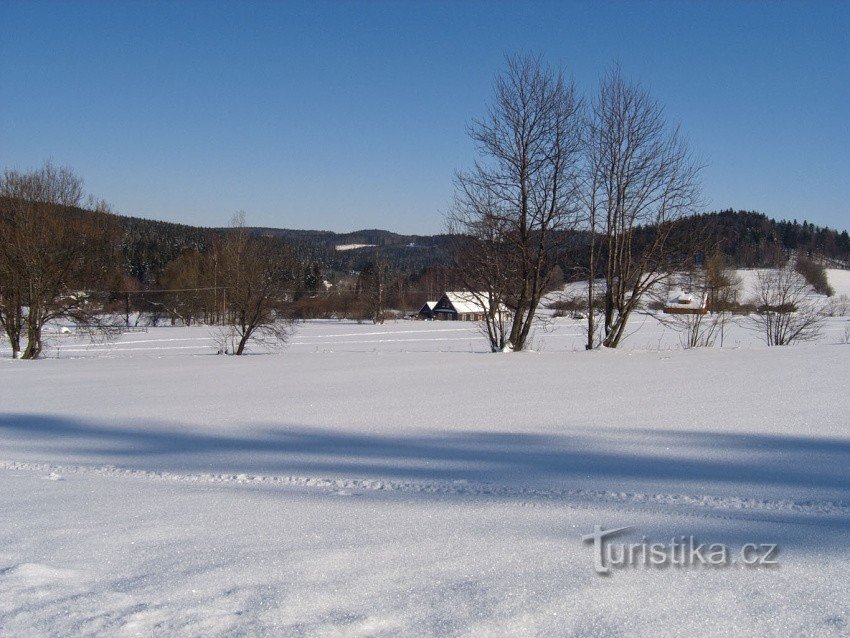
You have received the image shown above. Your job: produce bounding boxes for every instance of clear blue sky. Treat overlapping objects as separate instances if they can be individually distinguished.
[2,0,848,234]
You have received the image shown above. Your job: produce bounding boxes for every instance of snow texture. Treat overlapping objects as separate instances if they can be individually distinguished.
[1,315,849,636]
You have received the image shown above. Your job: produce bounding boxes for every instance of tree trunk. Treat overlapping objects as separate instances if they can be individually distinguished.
[586,277,595,351]
[235,329,250,355]
[1,313,23,358]
[586,230,597,350]
[21,322,43,359]
[602,309,630,348]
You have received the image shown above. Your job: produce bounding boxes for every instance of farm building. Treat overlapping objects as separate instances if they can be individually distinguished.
[429,292,511,321]
[418,301,437,319]
[663,291,709,315]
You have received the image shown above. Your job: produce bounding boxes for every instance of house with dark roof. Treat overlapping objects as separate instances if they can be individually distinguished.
[429,292,511,321]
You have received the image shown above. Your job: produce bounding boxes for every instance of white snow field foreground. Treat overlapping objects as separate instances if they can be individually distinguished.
[2,319,850,636]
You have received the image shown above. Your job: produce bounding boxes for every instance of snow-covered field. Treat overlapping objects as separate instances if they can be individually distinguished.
[2,307,850,635]
[14,312,849,359]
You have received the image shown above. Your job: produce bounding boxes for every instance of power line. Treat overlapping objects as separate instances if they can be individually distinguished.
[90,287,455,296]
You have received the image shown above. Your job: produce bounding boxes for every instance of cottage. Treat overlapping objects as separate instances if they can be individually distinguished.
[663,290,709,315]
[418,301,437,319]
[429,292,511,321]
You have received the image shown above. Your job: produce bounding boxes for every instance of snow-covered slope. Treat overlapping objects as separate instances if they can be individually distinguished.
[544,268,850,315]
[827,268,850,298]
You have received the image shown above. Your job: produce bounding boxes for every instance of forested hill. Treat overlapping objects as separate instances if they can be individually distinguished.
[672,210,850,268]
[114,216,453,283]
[246,227,454,278]
[3,197,848,285]
[116,209,849,283]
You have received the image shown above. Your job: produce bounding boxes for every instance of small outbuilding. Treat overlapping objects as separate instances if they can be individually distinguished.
[663,291,709,315]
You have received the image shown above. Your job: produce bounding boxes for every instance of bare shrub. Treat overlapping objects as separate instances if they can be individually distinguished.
[546,295,588,315]
[213,213,298,355]
[748,266,823,346]
[824,294,850,317]
[795,253,834,297]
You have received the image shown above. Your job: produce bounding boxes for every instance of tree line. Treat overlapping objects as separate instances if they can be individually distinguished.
[0,166,301,358]
[7,198,842,308]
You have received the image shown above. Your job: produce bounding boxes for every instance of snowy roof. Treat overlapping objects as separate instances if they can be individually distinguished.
[440,292,508,314]
[421,301,437,310]
[664,290,707,311]
[440,292,486,314]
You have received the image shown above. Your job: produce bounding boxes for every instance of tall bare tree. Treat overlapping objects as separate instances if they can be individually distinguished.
[0,162,118,359]
[585,67,702,348]
[357,249,390,324]
[450,55,583,352]
[215,213,298,355]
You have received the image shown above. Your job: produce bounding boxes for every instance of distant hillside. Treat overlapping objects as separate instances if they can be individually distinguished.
[671,210,850,268]
[67,209,850,285]
[258,210,850,274]
[3,197,848,287]
[249,227,454,277]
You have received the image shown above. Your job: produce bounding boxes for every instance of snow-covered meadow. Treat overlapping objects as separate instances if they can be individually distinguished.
[2,274,850,636]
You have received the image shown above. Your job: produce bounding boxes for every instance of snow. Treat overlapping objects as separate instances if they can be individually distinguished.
[1,319,849,635]
[14,306,847,360]
[826,268,850,298]
[735,268,850,304]
[439,292,490,315]
[664,290,707,312]
[335,244,375,251]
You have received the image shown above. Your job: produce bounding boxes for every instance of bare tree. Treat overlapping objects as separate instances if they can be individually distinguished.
[0,209,25,357]
[0,162,118,359]
[0,261,25,358]
[584,67,702,348]
[448,185,515,350]
[666,307,718,350]
[749,265,823,346]
[157,250,207,326]
[450,55,583,352]
[357,249,390,324]
[703,252,742,312]
[215,213,298,355]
